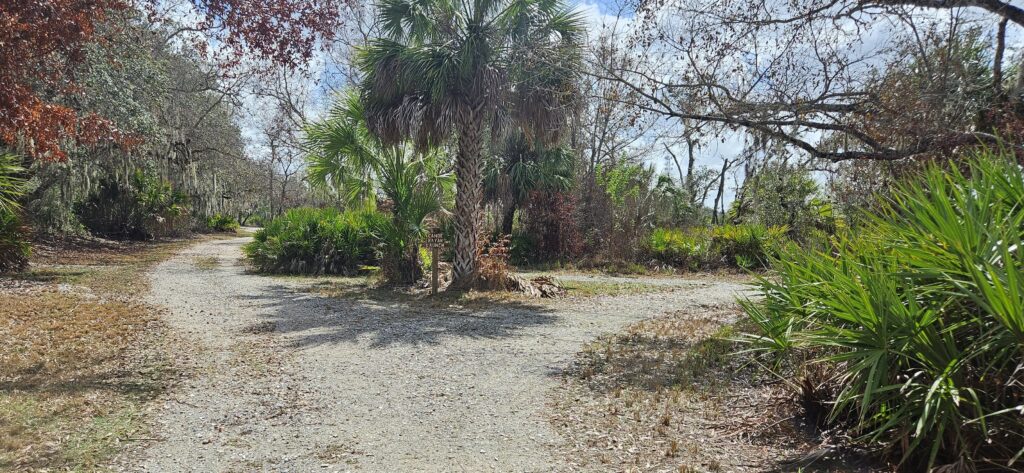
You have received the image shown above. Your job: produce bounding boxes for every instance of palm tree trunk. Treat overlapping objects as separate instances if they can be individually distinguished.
[500,202,516,236]
[452,104,485,287]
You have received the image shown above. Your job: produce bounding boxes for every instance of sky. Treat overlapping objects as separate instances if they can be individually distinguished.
[159,0,1024,207]
[570,0,1024,204]
[573,0,750,204]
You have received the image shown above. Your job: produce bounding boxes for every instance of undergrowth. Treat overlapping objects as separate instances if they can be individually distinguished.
[741,152,1024,470]
[243,207,383,275]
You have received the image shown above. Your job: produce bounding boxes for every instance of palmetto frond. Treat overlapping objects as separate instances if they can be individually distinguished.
[0,153,27,214]
[304,90,383,205]
[484,132,575,204]
[358,0,583,148]
[304,88,452,225]
[358,40,461,148]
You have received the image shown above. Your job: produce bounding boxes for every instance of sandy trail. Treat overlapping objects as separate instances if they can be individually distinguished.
[124,236,748,472]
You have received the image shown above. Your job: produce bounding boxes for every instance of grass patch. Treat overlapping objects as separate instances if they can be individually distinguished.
[193,256,220,270]
[22,237,194,296]
[299,274,557,309]
[518,259,665,276]
[558,279,667,298]
[0,237,186,471]
[297,272,668,301]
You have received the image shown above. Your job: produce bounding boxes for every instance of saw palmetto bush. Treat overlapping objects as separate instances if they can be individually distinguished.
[647,227,712,271]
[741,151,1024,470]
[710,224,787,270]
[243,207,385,275]
[0,152,30,272]
[647,224,787,271]
[74,171,188,240]
[206,214,240,233]
[304,90,453,284]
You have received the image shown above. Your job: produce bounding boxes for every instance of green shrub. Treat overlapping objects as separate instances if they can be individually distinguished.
[242,207,384,275]
[740,153,1024,470]
[0,209,30,272]
[509,232,537,264]
[74,171,188,240]
[648,224,786,270]
[244,214,266,227]
[728,162,836,242]
[710,224,786,269]
[206,214,240,233]
[647,227,712,271]
[0,152,30,272]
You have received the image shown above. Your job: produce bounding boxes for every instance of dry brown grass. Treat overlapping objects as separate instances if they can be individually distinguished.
[21,237,194,296]
[0,236,188,471]
[557,280,668,298]
[297,273,667,307]
[193,256,220,270]
[551,305,870,472]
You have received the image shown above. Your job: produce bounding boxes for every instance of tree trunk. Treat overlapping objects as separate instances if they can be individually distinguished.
[665,144,685,186]
[452,103,485,287]
[500,202,516,236]
[685,136,697,202]
[385,243,422,285]
[712,159,730,225]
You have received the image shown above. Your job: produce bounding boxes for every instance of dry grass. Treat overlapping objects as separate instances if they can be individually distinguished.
[0,236,188,471]
[557,280,667,298]
[293,272,667,305]
[193,256,220,271]
[551,305,872,472]
[518,259,759,282]
[20,237,194,296]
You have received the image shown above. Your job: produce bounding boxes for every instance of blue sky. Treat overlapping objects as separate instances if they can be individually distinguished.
[230,0,1024,207]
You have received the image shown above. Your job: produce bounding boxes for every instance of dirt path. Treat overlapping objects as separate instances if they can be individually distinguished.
[124,236,748,472]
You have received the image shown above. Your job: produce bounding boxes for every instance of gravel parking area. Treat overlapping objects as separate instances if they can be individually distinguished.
[123,236,748,472]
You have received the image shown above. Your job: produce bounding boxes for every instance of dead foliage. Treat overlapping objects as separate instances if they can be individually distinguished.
[25,235,194,296]
[507,275,565,298]
[475,235,565,297]
[551,305,875,472]
[0,237,183,471]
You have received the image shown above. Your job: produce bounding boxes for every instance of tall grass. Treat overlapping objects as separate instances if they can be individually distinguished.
[741,152,1024,470]
[243,207,385,275]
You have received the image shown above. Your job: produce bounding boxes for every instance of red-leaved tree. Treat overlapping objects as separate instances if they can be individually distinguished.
[0,0,343,161]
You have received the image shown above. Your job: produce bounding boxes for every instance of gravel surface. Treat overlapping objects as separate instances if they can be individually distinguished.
[123,236,749,472]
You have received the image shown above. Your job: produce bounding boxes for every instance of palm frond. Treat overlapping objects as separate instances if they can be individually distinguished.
[359,0,582,148]
[0,153,27,214]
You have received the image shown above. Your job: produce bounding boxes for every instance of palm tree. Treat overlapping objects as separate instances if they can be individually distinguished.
[484,133,574,235]
[356,0,583,286]
[305,91,454,284]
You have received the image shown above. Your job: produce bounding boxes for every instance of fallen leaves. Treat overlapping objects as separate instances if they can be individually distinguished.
[0,237,182,471]
[550,305,823,472]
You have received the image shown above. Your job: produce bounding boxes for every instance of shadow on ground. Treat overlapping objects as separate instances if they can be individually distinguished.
[238,283,558,349]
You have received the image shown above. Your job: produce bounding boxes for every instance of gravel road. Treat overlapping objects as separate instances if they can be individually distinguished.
[124,236,748,472]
